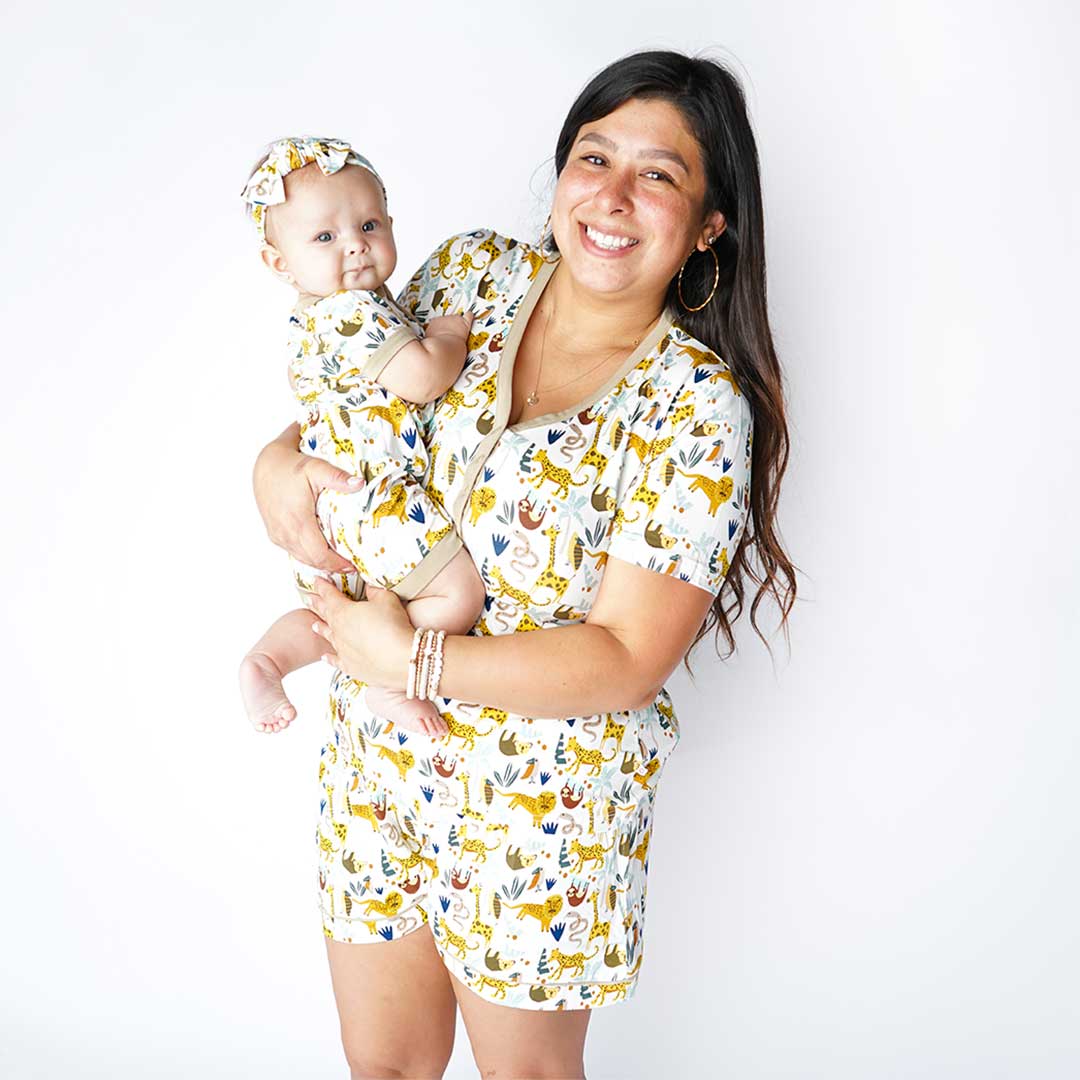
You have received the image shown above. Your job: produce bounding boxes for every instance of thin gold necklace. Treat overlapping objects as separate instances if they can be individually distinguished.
[527,302,645,406]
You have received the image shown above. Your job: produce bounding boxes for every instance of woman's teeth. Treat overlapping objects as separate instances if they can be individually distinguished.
[585,224,639,250]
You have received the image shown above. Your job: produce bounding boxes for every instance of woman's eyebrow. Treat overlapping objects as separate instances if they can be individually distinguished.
[579,132,690,174]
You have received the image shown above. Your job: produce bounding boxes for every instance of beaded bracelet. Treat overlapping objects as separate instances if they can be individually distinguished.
[406,626,448,701]
[415,629,434,701]
[425,630,446,701]
[421,628,440,700]
[405,627,425,700]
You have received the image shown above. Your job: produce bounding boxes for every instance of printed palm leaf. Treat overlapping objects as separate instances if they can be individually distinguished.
[502,877,526,901]
[677,443,705,469]
[492,766,519,789]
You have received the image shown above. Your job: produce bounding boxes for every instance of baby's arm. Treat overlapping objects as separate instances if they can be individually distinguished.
[374,311,473,404]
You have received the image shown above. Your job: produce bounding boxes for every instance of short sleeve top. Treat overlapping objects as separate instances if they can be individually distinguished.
[395,228,753,633]
[287,288,421,417]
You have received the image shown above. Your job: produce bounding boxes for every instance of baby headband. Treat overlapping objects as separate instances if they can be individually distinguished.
[240,136,386,244]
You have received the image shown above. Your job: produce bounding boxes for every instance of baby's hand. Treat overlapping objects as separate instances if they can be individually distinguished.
[426,309,474,341]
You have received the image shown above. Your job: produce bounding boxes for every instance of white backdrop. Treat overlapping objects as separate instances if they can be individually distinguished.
[2,1,1076,1077]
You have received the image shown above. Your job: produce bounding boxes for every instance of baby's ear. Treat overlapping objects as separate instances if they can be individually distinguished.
[260,243,295,285]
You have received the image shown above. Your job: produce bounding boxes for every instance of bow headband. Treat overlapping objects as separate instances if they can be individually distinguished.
[240,136,386,244]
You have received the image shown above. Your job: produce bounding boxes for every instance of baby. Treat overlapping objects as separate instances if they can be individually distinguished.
[237,137,486,738]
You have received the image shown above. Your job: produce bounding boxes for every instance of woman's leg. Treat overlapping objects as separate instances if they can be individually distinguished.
[449,970,591,1079]
[325,922,458,1080]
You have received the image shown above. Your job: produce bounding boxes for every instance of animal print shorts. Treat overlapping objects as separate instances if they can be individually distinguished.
[314,671,681,1011]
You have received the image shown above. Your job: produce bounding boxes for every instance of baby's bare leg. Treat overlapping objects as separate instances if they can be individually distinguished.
[366,550,486,738]
[406,547,487,635]
[238,608,323,734]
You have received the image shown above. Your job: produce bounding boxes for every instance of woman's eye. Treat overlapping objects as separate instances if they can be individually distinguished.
[315,232,333,243]
[582,154,606,166]
[644,170,673,183]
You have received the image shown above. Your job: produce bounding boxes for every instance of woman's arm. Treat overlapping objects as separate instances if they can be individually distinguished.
[443,559,715,715]
[253,422,365,574]
[306,561,714,718]
[305,364,752,717]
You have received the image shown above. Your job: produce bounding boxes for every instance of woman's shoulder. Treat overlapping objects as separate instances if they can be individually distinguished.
[426,227,534,264]
[398,227,539,317]
[654,318,752,426]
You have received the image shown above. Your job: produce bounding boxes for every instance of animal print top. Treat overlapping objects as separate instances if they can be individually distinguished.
[402,229,753,631]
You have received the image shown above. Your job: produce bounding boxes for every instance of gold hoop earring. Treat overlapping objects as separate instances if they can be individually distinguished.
[538,213,560,263]
[677,241,719,312]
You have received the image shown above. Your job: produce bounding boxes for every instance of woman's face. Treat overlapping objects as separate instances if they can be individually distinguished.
[550,96,725,309]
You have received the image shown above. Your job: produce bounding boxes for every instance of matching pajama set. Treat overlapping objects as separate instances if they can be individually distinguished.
[314,229,754,1011]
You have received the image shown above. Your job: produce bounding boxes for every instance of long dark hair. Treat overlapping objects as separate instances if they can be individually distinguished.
[550,49,798,669]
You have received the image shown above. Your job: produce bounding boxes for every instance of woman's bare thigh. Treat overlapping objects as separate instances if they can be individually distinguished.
[449,969,592,1079]
[325,922,458,1079]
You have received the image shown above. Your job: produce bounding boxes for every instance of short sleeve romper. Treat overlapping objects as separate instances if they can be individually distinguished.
[287,288,462,601]
[313,230,753,1012]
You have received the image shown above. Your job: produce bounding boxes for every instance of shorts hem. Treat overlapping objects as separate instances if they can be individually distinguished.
[319,898,431,945]
[432,933,642,1012]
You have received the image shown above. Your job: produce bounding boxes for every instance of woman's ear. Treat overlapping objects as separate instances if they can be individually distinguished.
[695,211,727,252]
[260,243,295,285]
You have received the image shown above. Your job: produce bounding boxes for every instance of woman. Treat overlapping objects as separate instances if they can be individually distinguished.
[254,49,796,1080]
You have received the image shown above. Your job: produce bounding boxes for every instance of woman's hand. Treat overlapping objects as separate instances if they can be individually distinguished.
[307,579,414,688]
[253,423,362,574]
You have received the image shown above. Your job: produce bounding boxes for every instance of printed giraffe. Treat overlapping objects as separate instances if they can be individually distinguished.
[532,524,570,601]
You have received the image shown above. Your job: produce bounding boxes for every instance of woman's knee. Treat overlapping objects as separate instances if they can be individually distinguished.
[469,1049,585,1080]
[342,1039,452,1080]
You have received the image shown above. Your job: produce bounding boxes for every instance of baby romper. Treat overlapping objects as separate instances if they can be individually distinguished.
[287,287,463,603]
[314,230,753,1011]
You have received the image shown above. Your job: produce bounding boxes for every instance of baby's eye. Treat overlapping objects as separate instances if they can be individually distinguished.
[362,220,378,233]
[315,232,333,243]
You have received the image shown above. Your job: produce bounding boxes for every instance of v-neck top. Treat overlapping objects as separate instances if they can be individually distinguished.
[396,228,753,624]
[496,257,676,433]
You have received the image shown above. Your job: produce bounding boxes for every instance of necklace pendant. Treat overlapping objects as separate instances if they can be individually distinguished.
[526,391,540,405]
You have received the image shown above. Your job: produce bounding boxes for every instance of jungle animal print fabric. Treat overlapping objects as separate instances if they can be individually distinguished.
[314,230,753,1011]
[287,287,463,604]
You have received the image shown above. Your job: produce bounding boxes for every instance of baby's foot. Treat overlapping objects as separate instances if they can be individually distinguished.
[239,652,297,734]
[366,686,448,738]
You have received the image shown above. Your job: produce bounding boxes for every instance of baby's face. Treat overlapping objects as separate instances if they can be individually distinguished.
[263,163,396,296]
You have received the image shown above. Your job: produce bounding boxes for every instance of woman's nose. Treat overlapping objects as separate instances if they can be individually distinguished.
[595,168,634,214]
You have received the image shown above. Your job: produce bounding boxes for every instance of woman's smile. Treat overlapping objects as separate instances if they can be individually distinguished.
[579,222,641,256]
